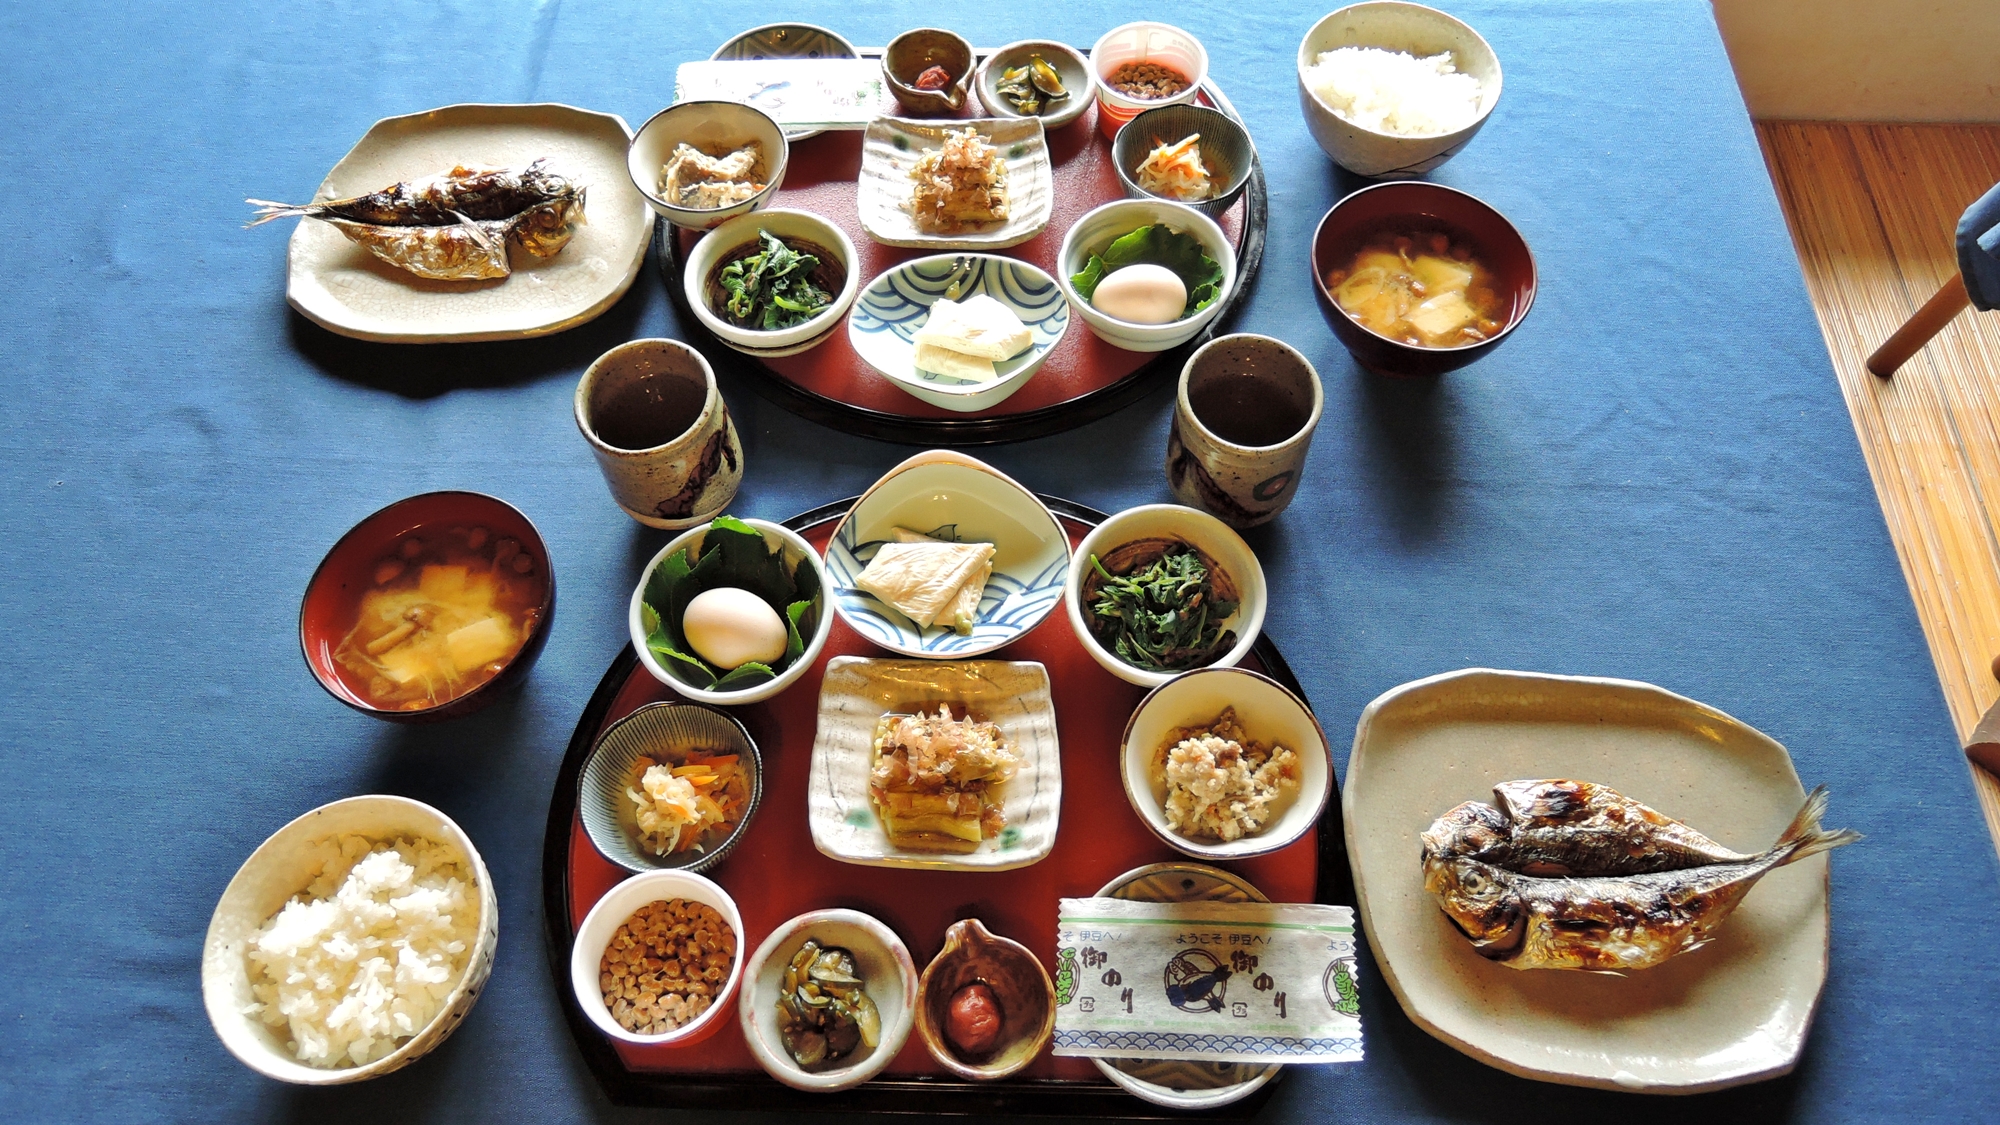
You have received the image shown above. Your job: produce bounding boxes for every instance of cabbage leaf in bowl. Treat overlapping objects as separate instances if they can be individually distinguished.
[639,516,821,690]
[1070,224,1223,320]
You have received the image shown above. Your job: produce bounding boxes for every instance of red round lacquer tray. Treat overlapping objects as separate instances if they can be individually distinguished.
[655,62,1269,446]
[541,498,1349,1116]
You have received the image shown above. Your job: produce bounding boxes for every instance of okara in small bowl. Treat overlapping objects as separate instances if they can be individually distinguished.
[1297,2,1501,177]
[1091,22,1210,140]
[579,701,764,875]
[848,253,1069,413]
[825,450,1071,659]
[882,28,974,115]
[628,517,834,706]
[570,869,745,1048]
[1091,863,1279,1107]
[300,491,554,723]
[1311,180,1536,377]
[629,100,787,230]
[1112,104,1255,218]
[202,795,499,1085]
[682,208,858,358]
[1057,198,1237,353]
[973,40,1092,131]
[1065,504,1265,688]
[739,908,919,1093]
[711,23,859,141]
[914,918,1055,1080]
[1121,666,1333,861]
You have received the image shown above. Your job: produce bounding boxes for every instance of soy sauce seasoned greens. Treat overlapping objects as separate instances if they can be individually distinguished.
[776,939,882,1069]
[710,230,839,331]
[1083,539,1238,673]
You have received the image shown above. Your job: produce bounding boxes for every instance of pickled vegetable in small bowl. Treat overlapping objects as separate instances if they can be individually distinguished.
[738,909,917,1093]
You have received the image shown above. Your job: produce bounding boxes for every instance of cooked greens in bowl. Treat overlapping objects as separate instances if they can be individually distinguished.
[1083,539,1239,672]
[711,230,840,331]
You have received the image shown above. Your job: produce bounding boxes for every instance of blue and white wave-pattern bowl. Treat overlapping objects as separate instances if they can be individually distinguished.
[848,254,1069,413]
[826,450,1071,659]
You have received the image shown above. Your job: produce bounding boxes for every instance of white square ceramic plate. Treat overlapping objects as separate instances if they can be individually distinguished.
[856,117,1053,250]
[807,656,1061,871]
[281,103,653,343]
[1344,668,1834,1093]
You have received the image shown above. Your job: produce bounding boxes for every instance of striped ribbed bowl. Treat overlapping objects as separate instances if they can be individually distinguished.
[847,254,1069,413]
[578,701,764,875]
[826,450,1072,659]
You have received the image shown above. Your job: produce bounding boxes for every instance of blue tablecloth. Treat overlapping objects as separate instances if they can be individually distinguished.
[6,1,1994,1121]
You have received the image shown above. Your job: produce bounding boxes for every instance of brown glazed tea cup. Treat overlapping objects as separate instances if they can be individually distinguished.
[883,28,974,114]
[1166,334,1324,528]
[575,339,744,529]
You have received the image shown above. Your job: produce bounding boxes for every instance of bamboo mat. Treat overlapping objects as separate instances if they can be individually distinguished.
[1758,122,2000,856]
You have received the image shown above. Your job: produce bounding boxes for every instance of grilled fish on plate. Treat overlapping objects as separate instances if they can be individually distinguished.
[247,160,585,280]
[1421,781,1859,971]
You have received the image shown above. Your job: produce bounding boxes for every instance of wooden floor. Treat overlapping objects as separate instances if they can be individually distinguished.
[1758,122,2000,855]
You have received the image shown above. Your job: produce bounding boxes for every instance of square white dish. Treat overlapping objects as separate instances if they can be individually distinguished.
[1345,667,1834,1093]
[279,103,653,343]
[807,656,1061,871]
[856,117,1053,250]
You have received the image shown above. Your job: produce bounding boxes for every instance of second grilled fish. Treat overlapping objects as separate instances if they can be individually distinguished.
[1421,778,1757,877]
[1423,785,1860,971]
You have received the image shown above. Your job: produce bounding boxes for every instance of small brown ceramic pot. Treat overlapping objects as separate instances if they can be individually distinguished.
[883,28,973,114]
[575,339,744,529]
[914,919,1055,1080]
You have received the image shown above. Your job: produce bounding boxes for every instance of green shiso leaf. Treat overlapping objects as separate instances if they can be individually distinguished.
[1075,224,1225,319]
[638,515,816,691]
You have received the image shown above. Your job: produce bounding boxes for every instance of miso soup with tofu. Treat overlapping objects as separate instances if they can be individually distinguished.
[1324,223,1507,348]
[333,526,545,711]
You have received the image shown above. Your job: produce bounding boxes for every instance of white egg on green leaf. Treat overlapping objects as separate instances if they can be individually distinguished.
[1090,263,1187,324]
[682,586,787,670]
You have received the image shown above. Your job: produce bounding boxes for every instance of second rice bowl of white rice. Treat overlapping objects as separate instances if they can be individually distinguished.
[201,795,499,1085]
[1296,3,1502,177]
[1121,666,1333,860]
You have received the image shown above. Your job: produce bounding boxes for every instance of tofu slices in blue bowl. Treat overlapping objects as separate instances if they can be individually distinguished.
[847,254,1069,413]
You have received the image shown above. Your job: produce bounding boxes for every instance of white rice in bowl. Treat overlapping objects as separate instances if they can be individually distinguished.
[1305,47,1483,138]
[1156,707,1299,842]
[244,833,476,1068]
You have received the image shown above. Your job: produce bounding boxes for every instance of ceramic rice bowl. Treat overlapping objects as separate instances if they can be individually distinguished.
[201,795,499,1085]
[1297,2,1501,177]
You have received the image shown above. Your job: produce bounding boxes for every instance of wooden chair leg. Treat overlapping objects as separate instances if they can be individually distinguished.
[1867,272,1970,377]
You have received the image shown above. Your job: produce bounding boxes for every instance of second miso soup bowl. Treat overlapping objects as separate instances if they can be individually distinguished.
[1311,181,1535,377]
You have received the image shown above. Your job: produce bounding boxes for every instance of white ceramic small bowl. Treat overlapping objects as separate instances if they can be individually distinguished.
[1091,22,1209,139]
[1057,199,1237,353]
[973,40,1093,130]
[682,209,859,358]
[1122,666,1334,861]
[569,869,746,1048]
[201,796,499,1085]
[629,100,788,230]
[1297,2,1502,178]
[847,254,1069,413]
[739,908,919,1093]
[825,450,1071,658]
[629,518,834,706]
[1065,504,1265,688]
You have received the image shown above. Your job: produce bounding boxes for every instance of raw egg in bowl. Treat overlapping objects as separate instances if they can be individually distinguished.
[1057,198,1236,353]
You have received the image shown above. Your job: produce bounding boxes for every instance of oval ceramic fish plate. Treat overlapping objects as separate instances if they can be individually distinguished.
[1344,668,1834,1093]
[281,103,653,343]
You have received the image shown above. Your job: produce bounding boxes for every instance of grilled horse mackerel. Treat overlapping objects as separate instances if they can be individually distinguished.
[246,160,584,280]
[1422,783,1860,971]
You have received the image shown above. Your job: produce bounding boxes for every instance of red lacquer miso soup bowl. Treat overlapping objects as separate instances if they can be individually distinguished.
[1311,181,1536,377]
[300,491,556,723]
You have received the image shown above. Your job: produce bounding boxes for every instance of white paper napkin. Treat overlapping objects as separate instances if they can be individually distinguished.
[1053,898,1364,1065]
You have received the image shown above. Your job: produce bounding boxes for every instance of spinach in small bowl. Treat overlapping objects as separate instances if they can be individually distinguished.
[1083,539,1238,672]
[639,516,822,691]
[710,230,840,332]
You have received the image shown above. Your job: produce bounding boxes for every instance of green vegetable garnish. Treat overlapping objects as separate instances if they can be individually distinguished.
[717,230,835,331]
[640,515,821,690]
[1085,544,1238,672]
[1069,223,1224,319]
